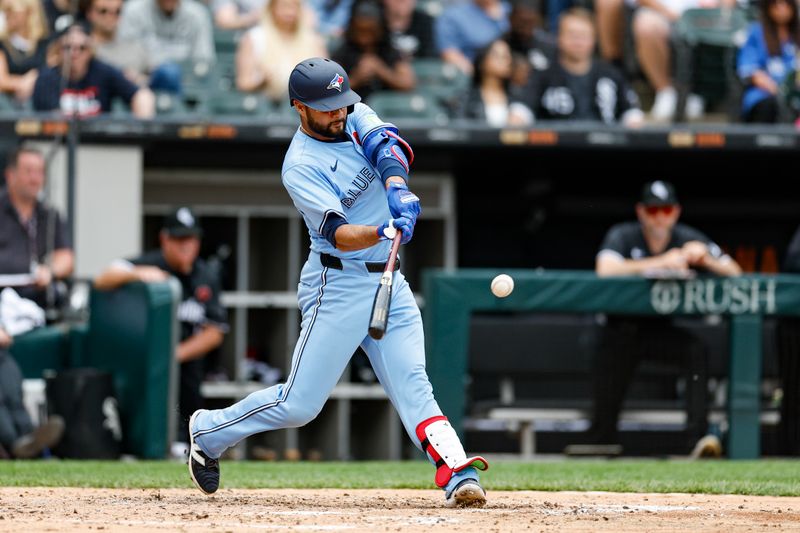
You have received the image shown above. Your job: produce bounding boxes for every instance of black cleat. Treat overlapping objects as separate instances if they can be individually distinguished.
[188,410,219,495]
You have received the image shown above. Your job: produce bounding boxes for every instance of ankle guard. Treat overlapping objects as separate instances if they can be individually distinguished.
[416,415,489,488]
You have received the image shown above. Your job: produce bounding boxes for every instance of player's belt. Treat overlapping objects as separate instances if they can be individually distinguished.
[320,253,399,273]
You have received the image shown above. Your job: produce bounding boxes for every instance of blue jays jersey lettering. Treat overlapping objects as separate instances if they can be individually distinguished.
[282,103,394,262]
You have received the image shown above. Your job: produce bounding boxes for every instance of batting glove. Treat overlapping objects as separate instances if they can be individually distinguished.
[377,216,415,244]
[386,181,421,220]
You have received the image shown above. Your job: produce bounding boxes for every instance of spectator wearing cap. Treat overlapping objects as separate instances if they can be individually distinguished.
[94,206,229,458]
[117,0,215,95]
[31,22,155,118]
[563,180,741,459]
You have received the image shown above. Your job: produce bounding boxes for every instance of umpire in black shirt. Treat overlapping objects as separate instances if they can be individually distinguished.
[94,207,228,456]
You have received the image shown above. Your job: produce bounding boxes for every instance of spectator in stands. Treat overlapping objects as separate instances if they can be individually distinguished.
[0,0,50,103]
[632,0,736,122]
[31,22,155,118]
[86,0,151,88]
[94,206,228,459]
[456,38,533,126]
[435,0,511,76]
[332,0,415,101]
[235,0,327,102]
[42,0,85,36]
[513,8,644,127]
[736,0,800,123]
[567,180,741,458]
[382,0,436,60]
[0,144,73,312]
[306,0,353,45]
[212,0,267,30]
[594,0,626,68]
[0,326,66,459]
[118,0,216,95]
[504,0,556,74]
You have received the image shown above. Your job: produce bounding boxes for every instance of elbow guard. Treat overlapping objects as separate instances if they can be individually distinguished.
[361,127,415,182]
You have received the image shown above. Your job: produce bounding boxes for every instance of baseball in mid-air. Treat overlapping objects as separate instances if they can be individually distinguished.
[491,274,514,298]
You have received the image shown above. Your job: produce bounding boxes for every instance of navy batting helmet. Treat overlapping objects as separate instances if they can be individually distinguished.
[288,57,361,111]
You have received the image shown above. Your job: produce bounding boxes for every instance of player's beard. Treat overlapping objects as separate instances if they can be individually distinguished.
[306,114,347,140]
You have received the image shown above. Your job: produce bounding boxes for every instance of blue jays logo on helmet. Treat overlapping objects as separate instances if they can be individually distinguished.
[288,58,361,110]
[327,73,344,92]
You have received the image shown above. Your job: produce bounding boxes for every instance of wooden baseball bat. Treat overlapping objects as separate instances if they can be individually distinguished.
[368,232,403,340]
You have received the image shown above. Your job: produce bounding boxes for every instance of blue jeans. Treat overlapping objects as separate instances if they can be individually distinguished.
[149,62,183,95]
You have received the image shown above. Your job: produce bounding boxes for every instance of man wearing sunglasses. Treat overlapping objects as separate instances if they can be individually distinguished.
[31,22,155,118]
[595,180,740,278]
[87,0,151,88]
[566,180,741,458]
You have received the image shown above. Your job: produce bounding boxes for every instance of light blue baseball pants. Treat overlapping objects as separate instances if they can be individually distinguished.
[191,252,478,491]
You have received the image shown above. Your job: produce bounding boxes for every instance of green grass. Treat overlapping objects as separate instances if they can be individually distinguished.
[2,460,800,496]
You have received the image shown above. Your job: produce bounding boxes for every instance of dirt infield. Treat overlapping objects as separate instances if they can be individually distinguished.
[2,487,799,532]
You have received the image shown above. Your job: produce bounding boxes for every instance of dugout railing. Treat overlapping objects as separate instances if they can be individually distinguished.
[422,269,800,459]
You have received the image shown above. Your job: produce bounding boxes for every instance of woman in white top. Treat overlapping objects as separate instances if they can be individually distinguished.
[235,0,327,103]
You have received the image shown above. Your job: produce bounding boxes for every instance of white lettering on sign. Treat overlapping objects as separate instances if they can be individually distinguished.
[651,279,777,315]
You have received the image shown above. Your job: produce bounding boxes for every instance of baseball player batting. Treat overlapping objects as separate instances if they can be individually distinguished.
[187,57,488,507]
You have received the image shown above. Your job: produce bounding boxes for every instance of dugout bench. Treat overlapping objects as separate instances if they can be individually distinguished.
[9,280,180,459]
[422,269,800,459]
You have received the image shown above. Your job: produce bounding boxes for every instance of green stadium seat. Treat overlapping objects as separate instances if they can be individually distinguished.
[110,96,132,117]
[179,59,217,108]
[213,28,243,55]
[0,92,16,113]
[411,58,470,113]
[672,7,749,121]
[153,91,192,117]
[776,68,800,122]
[366,90,450,124]
[206,90,271,116]
[213,51,238,93]
[412,59,470,94]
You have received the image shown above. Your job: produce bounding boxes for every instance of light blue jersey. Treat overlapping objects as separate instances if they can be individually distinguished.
[282,103,394,262]
[190,102,482,501]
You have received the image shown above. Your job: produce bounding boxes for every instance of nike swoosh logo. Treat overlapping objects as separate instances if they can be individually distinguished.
[331,160,338,172]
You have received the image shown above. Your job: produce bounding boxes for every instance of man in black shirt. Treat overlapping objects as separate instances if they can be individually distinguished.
[0,144,73,311]
[504,0,557,73]
[94,206,228,456]
[383,0,437,60]
[513,8,643,126]
[570,180,742,457]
